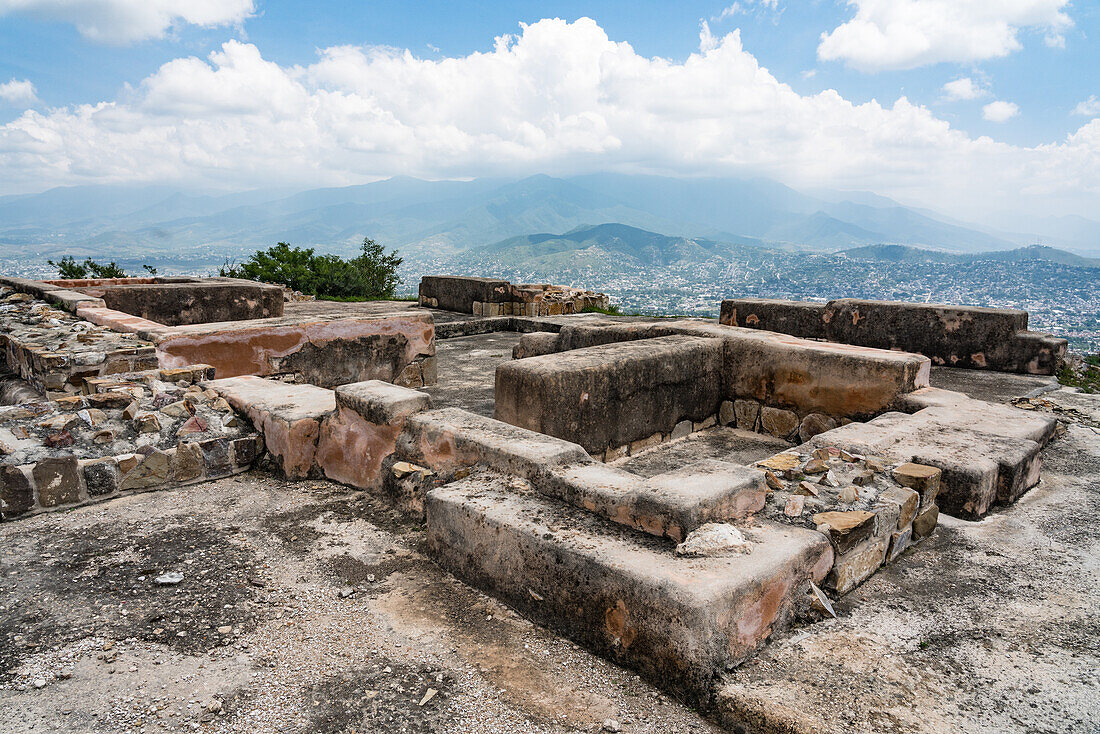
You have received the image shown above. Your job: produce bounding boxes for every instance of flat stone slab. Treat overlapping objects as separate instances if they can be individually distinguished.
[902,387,1058,444]
[426,474,833,706]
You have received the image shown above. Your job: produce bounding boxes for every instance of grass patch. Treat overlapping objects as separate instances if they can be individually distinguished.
[1057,354,1100,394]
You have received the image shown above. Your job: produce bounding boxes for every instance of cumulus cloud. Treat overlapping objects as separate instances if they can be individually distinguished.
[1073,95,1100,117]
[941,77,987,102]
[0,18,1097,219]
[0,78,38,105]
[983,100,1020,122]
[0,0,254,43]
[818,0,1073,71]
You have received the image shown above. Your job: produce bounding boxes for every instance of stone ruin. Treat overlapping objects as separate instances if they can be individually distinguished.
[0,273,1069,712]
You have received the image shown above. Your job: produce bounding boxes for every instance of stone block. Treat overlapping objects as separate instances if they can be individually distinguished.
[798,413,837,442]
[83,457,120,496]
[419,276,511,313]
[912,504,939,540]
[1,465,35,517]
[671,420,692,440]
[495,336,724,456]
[173,441,204,483]
[334,380,431,425]
[719,298,827,338]
[230,435,262,467]
[734,400,760,431]
[877,485,920,528]
[426,477,832,706]
[630,432,664,455]
[760,407,799,439]
[32,457,83,507]
[887,526,913,562]
[719,400,735,426]
[812,510,875,553]
[120,450,172,490]
[826,534,889,595]
[199,438,232,477]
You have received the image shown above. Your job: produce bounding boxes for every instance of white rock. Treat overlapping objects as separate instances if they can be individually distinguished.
[675,523,753,557]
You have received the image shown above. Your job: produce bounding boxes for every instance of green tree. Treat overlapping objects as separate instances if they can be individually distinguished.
[221,238,403,300]
[48,256,128,279]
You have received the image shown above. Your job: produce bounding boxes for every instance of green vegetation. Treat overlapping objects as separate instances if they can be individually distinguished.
[220,238,403,300]
[580,304,625,316]
[47,257,158,279]
[1057,355,1100,394]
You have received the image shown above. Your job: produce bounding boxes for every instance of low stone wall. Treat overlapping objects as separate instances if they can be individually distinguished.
[53,276,284,326]
[0,289,158,396]
[419,275,608,316]
[720,297,1067,375]
[503,319,930,454]
[156,312,437,388]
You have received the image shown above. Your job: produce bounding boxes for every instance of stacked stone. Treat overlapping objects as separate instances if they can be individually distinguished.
[0,287,157,396]
[755,448,941,593]
[0,363,262,520]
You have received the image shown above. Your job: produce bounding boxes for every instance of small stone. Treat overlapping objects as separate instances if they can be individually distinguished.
[865,457,886,473]
[811,448,832,462]
[211,397,232,412]
[819,470,841,487]
[670,419,692,440]
[675,523,753,557]
[764,470,785,491]
[892,462,942,506]
[756,453,801,472]
[799,413,837,442]
[784,494,805,517]
[852,470,876,486]
[801,458,828,474]
[176,415,208,435]
[602,719,622,733]
[838,486,860,503]
[44,430,75,448]
[796,481,820,497]
[418,688,438,706]
[122,401,140,421]
[135,413,161,433]
[217,626,232,635]
[86,391,133,409]
[718,400,735,426]
[155,572,184,585]
[839,450,857,462]
[33,677,46,689]
[760,407,799,438]
[734,399,761,431]
[161,400,193,418]
[339,586,355,598]
[808,581,836,619]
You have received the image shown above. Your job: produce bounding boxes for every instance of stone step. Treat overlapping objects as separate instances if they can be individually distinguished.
[902,387,1058,444]
[203,375,336,479]
[425,474,832,706]
[805,412,1041,519]
[540,459,766,543]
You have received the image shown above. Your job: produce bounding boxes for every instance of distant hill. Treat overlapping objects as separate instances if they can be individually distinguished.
[3,173,1048,267]
[839,243,1100,268]
[462,222,762,269]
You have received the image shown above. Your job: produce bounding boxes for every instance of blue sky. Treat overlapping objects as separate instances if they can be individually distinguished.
[0,1,1097,222]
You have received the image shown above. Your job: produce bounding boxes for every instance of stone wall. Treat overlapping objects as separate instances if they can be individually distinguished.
[50,277,284,326]
[720,297,1067,375]
[419,275,608,316]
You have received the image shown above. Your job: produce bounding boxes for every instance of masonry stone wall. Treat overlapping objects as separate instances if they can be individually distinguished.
[419,275,608,317]
[720,297,1067,375]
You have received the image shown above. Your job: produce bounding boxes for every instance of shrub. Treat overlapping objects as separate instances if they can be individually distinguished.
[220,238,403,300]
[47,256,128,279]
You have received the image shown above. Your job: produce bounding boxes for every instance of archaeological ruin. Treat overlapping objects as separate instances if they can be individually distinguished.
[1,272,1088,729]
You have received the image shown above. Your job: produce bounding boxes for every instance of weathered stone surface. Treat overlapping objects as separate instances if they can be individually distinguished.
[1,465,34,517]
[798,413,837,442]
[671,420,693,440]
[161,312,435,388]
[135,412,161,433]
[67,277,283,326]
[426,476,832,706]
[720,298,828,338]
[813,510,876,553]
[912,504,939,539]
[892,463,942,507]
[719,400,735,427]
[675,523,753,557]
[630,433,664,455]
[543,459,767,543]
[172,441,204,483]
[495,335,724,456]
[877,485,920,528]
[33,457,82,507]
[887,527,913,562]
[334,380,431,425]
[199,438,231,477]
[760,407,799,439]
[83,457,120,496]
[120,450,172,490]
[231,435,261,467]
[419,276,511,313]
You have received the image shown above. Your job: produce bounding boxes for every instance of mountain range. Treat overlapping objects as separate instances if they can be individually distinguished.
[2,174,1098,268]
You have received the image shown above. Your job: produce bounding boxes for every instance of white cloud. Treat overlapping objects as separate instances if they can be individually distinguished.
[941,77,987,102]
[818,0,1073,71]
[1073,95,1100,117]
[0,0,254,43]
[0,18,1097,220]
[716,0,778,22]
[0,78,38,105]
[983,100,1020,122]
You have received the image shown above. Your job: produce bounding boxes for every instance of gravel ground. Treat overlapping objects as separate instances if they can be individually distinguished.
[0,471,719,733]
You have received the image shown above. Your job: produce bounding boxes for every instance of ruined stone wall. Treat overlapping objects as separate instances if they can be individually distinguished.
[419,275,608,317]
[720,297,1067,375]
[51,277,284,326]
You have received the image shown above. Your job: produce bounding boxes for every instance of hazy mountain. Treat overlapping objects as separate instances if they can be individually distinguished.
[2,173,1073,267]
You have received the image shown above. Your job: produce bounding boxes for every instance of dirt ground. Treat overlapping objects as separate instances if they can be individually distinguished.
[3,355,1098,733]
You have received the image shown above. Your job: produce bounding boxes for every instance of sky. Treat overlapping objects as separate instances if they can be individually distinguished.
[0,0,1097,224]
